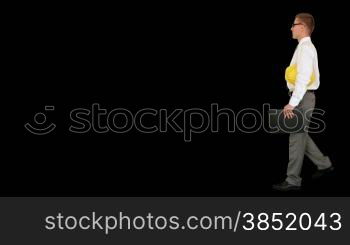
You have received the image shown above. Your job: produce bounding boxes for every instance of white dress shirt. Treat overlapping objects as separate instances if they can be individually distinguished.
[287,36,320,107]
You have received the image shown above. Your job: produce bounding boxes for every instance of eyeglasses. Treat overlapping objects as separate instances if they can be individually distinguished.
[292,23,304,27]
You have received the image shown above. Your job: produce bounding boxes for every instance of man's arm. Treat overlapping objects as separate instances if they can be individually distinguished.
[289,45,314,107]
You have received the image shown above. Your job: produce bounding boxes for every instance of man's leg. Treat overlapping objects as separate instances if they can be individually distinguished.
[286,132,308,186]
[274,92,316,190]
[305,134,332,170]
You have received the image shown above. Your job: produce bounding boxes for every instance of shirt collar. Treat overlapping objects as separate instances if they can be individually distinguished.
[299,36,311,44]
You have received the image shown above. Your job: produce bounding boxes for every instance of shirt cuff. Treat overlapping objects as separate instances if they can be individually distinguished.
[289,96,300,107]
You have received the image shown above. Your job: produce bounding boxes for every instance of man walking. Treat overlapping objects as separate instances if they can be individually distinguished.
[273,13,334,191]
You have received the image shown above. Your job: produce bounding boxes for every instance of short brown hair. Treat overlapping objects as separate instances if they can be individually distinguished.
[296,13,315,35]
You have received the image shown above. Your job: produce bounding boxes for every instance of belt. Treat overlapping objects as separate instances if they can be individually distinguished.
[288,90,316,96]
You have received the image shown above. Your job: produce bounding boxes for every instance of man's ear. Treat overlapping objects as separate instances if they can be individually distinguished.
[302,25,308,34]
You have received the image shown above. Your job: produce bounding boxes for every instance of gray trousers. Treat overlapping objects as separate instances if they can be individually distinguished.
[286,92,332,186]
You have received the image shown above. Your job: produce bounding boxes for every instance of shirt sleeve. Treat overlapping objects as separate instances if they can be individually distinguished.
[289,45,314,107]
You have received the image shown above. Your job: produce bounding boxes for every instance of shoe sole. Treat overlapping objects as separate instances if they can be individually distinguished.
[272,186,301,191]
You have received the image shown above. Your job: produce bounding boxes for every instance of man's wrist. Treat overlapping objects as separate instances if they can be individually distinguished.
[289,97,299,107]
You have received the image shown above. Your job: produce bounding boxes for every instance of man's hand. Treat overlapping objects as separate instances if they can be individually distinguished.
[283,104,295,119]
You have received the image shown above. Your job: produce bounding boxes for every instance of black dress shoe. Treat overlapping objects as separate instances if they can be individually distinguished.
[272,181,301,191]
[312,166,335,180]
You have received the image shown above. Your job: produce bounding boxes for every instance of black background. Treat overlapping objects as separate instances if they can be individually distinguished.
[8,1,348,196]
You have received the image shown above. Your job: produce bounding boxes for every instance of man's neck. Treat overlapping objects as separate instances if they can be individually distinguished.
[298,35,310,42]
